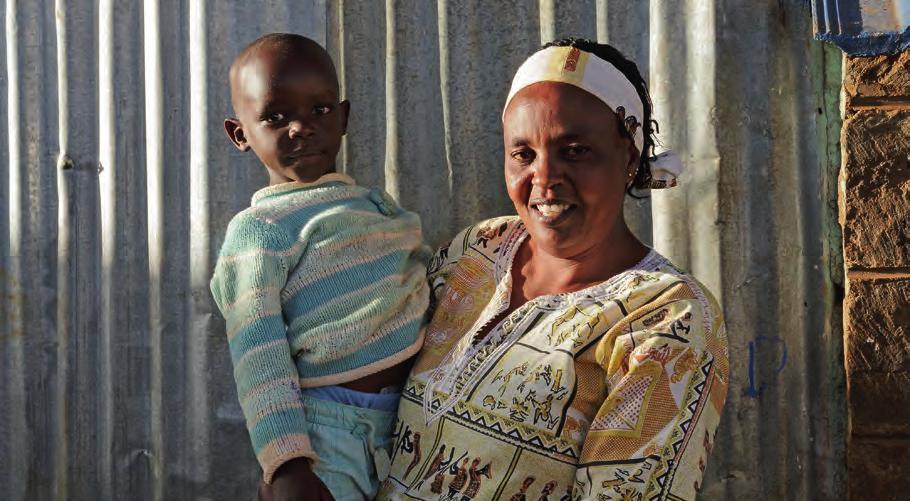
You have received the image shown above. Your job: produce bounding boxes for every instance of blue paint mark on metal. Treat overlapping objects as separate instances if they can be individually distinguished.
[813,0,910,55]
[745,336,789,398]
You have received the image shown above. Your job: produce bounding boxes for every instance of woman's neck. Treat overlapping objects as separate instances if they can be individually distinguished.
[473,222,647,344]
[513,225,649,300]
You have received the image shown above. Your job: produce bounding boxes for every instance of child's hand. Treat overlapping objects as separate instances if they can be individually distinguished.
[258,458,334,501]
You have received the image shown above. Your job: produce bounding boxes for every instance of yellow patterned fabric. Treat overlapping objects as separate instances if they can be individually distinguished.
[377,217,729,501]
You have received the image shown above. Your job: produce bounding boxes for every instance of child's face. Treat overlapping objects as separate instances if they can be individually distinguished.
[226,50,349,183]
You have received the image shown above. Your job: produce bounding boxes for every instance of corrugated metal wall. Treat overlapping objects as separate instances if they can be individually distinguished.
[1,1,845,499]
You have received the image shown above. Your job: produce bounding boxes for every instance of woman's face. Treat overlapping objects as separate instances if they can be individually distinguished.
[502,81,638,259]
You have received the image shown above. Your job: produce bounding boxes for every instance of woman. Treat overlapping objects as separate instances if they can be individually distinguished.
[378,39,728,500]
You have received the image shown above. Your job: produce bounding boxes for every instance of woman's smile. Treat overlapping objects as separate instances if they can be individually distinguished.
[529,198,577,225]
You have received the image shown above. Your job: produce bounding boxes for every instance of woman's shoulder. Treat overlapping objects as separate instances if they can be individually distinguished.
[622,251,724,337]
[428,216,520,274]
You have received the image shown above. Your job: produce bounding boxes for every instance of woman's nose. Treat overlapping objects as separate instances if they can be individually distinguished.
[531,154,564,189]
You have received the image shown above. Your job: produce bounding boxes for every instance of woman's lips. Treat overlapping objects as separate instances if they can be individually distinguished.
[530,202,576,225]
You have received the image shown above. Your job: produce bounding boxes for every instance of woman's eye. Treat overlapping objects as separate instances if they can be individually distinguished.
[263,113,285,124]
[511,149,535,164]
[313,105,332,116]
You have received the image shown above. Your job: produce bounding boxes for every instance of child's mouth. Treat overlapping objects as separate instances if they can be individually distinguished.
[287,150,324,163]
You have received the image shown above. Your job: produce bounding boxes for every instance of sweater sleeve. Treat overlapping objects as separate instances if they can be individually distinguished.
[210,213,315,484]
[573,286,729,500]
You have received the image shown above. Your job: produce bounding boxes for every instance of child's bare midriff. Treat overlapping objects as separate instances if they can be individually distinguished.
[340,355,416,393]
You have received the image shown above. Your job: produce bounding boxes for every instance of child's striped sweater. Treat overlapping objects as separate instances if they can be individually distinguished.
[210,173,430,483]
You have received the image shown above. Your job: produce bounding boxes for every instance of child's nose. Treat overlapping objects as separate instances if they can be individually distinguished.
[287,119,315,138]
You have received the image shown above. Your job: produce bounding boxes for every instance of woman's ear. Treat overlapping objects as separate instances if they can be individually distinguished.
[224,118,250,151]
[626,140,640,180]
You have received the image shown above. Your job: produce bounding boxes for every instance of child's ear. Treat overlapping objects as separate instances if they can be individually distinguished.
[224,118,250,151]
[339,100,351,135]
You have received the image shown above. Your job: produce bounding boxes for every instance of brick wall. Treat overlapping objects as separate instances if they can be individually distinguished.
[841,50,910,500]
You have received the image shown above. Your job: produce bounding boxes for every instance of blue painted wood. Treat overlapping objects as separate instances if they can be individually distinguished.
[813,0,910,55]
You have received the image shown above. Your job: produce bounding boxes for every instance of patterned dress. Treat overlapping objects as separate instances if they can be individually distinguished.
[379,217,729,500]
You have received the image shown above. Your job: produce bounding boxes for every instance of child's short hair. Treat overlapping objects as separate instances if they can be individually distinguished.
[230,33,338,92]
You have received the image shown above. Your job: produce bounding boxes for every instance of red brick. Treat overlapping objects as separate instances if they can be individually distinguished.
[844,50,910,98]
[840,110,910,269]
[848,438,910,501]
[848,371,910,437]
[844,279,910,436]
[844,279,910,374]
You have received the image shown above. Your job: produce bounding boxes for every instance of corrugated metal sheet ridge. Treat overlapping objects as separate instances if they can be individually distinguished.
[1,1,845,499]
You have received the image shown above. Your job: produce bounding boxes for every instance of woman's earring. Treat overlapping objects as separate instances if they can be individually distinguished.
[626,168,638,188]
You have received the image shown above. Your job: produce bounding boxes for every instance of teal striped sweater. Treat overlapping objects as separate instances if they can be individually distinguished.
[210,173,430,483]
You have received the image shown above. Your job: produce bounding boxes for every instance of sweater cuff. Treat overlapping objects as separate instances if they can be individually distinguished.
[258,434,320,484]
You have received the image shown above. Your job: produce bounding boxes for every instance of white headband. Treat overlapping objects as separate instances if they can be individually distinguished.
[503,45,684,189]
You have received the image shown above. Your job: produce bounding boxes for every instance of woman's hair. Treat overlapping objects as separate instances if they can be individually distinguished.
[542,38,658,195]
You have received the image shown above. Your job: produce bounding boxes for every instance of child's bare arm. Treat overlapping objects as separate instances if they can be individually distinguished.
[259,458,333,501]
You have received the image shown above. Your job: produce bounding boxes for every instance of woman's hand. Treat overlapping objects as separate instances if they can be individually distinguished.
[258,458,334,501]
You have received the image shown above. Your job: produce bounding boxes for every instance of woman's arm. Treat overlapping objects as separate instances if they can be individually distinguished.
[575,287,729,500]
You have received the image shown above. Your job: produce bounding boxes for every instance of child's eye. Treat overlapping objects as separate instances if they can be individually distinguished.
[263,113,285,124]
[313,105,332,116]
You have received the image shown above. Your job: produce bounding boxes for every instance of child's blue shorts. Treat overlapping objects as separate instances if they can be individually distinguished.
[300,385,400,501]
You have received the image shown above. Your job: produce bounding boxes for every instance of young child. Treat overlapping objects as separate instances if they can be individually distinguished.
[210,33,429,500]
